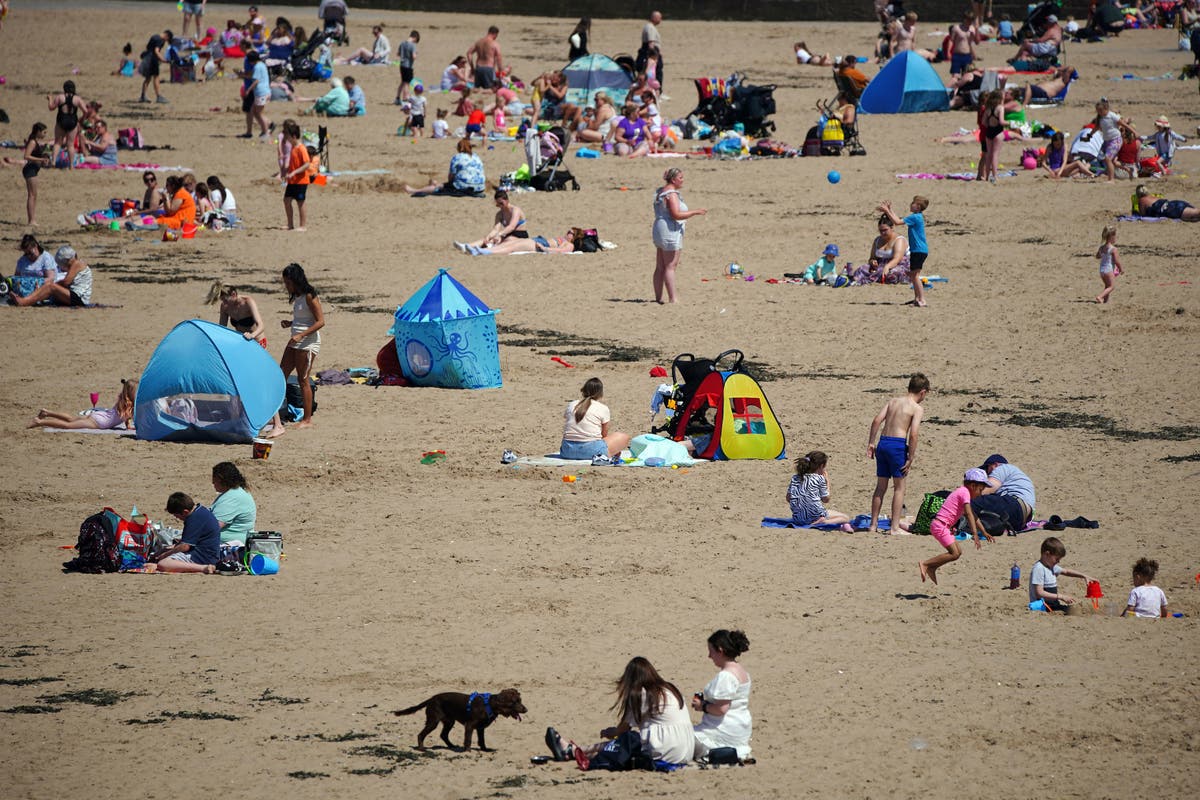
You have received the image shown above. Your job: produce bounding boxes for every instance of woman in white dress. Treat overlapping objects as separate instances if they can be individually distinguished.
[692,629,753,760]
[546,657,694,765]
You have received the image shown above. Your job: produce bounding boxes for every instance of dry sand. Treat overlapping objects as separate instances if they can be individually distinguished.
[1,4,1198,799]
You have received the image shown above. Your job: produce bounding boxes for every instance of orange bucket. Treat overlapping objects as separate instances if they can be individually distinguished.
[313,174,328,186]
[181,222,197,239]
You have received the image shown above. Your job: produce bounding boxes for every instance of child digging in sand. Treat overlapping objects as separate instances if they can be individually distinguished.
[788,451,854,531]
[917,468,993,584]
[1029,536,1094,611]
[866,373,928,533]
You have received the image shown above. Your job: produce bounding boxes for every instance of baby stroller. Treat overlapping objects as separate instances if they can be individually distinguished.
[1017,0,1063,44]
[650,350,747,441]
[523,126,579,192]
[813,97,866,156]
[318,0,350,46]
[688,73,776,138]
[292,28,335,82]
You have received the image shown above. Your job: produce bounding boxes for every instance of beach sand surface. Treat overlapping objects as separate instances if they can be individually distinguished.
[0,4,1198,799]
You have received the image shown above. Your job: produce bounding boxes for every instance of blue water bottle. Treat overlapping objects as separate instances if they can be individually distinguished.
[1009,562,1021,590]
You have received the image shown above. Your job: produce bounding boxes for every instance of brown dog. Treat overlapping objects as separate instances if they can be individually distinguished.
[394,689,526,751]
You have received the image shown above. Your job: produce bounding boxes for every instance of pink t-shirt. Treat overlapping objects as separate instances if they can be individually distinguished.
[933,486,971,529]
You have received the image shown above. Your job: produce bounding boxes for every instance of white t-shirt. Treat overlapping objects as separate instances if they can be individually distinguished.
[562,399,610,442]
[432,119,449,139]
[409,94,427,116]
[1127,585,1168,618]
[213,187,236,213]
[1029,560,1062,602]
[1097,110,1122,143]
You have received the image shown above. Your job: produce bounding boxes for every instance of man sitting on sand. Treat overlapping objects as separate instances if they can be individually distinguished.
[971,454,1036,533]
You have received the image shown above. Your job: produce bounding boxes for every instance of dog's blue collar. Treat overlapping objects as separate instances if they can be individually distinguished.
[468,692,493,719]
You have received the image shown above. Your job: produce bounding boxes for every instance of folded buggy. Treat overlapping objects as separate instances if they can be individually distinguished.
[688,73,776,138]
[292,28,336,82]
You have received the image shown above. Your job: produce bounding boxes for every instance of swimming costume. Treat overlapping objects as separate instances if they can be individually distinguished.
[56,92,79,133]
[1029,85,1050,100]
[232,315,256,331]
[875,435,908,479]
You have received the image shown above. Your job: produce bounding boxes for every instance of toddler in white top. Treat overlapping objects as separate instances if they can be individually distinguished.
[1122,557,1169,618]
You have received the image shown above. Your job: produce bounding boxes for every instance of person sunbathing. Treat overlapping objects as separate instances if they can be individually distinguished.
[1022,65,1076,105]
[794,41,834,66]
[27,379,137,431]
[463,228,583,255]
[1134,184,1200,221]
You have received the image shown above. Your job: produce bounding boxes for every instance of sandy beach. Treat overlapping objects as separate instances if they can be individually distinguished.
[1,3,1198,799]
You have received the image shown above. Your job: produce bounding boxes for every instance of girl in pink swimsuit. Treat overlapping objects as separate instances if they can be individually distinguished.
[917,468,992,585]
[27,379,138,431]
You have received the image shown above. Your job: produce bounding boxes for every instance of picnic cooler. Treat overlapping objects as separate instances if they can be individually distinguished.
[246,532,283,563]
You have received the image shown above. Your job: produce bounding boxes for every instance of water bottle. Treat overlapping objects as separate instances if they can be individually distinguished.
[1009,562,1021,589]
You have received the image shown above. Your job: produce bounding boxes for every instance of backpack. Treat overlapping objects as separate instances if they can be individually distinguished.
[280,378,317,423]
[821,118,844,155]
[582,731,650,771]
[64,509,122,573]
[117,128,145,150]
[910,491,949,535]
[572,228,601,253]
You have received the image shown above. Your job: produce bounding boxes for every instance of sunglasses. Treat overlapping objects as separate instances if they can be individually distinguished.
[144,176,156,183]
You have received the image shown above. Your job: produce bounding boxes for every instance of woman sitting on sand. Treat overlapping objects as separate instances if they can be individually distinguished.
[613,104,651,157]
[1134,184,1200,221]
[692,629,753,762]
[574,91,617,144]
[141,170,168,213]
[206,175,237,220]
[1040,131,1092,179]
[211,461,256,553]
[453,189,526,254]
[159,175,197,229]
[307,77,350,116]
[401,138,485,197]
[441,56,471,91]
[13,234,56,285]
[78,119,118,166]
[852,215,909,285]
[27,379,137,431]
[337,24,390,65]
[558,377,631,461]
[545,657,694,766]
[10,246,93,306]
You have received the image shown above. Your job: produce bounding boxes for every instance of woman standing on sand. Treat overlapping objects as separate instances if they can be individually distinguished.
[652,168,706,304]
[278,263,323,430]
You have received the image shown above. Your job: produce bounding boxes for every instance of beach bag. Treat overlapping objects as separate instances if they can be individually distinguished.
[583,731,646,771]
[245,532,283,562]
[572,228,601,253]
[821,118,844,154]
[803,125,822,157]
[910,492,947,535]
[117,516,154,560]
[64,508,122,573]
[117,128,145,150]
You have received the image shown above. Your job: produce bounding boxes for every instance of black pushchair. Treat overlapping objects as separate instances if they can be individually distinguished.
[292,28,336,81]
[688,73,776,138]
[651,350,746,440]
[522,126,579,192]
[1017,0,1063,43]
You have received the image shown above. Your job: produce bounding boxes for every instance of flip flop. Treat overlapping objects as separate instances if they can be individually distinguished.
[545,727,568,762]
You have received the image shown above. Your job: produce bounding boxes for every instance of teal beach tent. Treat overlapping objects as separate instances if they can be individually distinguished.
[389,269,502,389]
[135,320,285,443]
[859,51,949,114]
[563,53,632,109]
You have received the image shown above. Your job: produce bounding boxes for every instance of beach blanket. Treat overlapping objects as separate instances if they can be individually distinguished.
[515,448,699,468]
[41,426,133,435]
[1116,215,1179,223]
[72,162,189,172]
[896,170,1018,181]
[762,515,891,532]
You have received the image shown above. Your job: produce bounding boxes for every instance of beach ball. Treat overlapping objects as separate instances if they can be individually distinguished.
[827,170,841,184]
[1022,155,1037,170]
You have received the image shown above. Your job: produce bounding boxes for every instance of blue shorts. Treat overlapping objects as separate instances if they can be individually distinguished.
[559,439,607,460]
[875,435,908,479]
[950,53,973,75]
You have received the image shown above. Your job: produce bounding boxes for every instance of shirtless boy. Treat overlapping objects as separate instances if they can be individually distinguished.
[866,373,929,533]
[948,12,978,75]
[468,25,503,90]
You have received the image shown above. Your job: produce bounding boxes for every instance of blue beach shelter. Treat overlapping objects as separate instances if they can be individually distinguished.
[389,269,502,389]
[859,51,949,114]
[134,320,285,443]
[563,54,632,109]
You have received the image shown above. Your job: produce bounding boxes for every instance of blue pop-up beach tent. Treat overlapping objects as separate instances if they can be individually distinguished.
[859,51,949,114]
[389,269,502,389]
[134,320,285,443]
[563,53,632,109]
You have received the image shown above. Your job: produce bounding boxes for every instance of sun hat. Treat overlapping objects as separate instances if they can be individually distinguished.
[823,243,839,256]
[964,468,990,484]
[979,453,1007,469]
[1155,115,1170,127]
[54,246,76,267]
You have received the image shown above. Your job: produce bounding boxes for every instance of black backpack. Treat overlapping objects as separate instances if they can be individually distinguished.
[280,378,318,422]
[573,228,601,253]
[63,509,122,573]
[585,731,651,771]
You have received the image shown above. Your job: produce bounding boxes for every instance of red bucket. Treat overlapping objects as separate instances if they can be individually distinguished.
[181,222,197,239]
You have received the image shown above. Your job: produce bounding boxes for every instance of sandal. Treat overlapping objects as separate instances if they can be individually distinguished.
[545,727,568,762]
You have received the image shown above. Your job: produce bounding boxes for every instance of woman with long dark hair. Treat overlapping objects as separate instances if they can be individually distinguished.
[546,657,694,765]
[278,263,324,430]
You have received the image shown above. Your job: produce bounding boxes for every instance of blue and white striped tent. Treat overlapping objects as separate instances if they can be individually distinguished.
[563,54,632,109]
[389,269,502,389]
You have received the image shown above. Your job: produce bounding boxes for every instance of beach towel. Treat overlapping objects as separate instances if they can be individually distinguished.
[1116,215,1179,223]
[762,515,891,531]
[41,427,134,435]
[896,170,1018,181]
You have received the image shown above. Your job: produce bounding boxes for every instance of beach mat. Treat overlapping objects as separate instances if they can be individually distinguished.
[41,427,133,435]
[762,515,890,531]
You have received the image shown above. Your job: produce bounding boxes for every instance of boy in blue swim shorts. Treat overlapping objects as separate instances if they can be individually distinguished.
[866,373,929,533]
